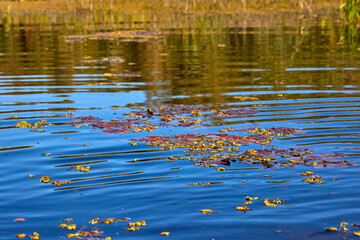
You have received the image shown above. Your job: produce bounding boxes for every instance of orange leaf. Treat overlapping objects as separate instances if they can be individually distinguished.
[14,218,26,222]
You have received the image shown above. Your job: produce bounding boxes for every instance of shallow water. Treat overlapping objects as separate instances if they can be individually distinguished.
[0,22,360,240]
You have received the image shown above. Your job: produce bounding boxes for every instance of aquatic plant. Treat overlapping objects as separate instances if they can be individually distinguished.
[64,30,160,42]
[0,0,339,15]
[82,56,125,64]
[15,120,47,128]
[341,0,360,23]
[72,105,261,135]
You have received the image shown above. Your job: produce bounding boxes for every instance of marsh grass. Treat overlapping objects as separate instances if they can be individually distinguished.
[0,0,341,27]
[340,0,360,23]
[1,0,340,15]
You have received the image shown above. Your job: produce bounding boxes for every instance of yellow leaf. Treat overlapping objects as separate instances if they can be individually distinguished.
[39,176,51,183]
[66,224,77,230]
[89,218,100,224]
[133,220,146,226]
[200,209,212,214]
[339,222,348,227]
[235,203,253,212]
[16,234,26,238]
[30,232,40,239]
[125,226,140,231]
[101,219,115,224]
[325,227,338,232]
[160,232,170,236]
[75,165,91,173]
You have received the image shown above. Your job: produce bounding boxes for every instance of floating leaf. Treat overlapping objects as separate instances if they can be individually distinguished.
[340,222,349,227]
[235,204,253,212]
[15,120,47,128]
[29,232,40,239]
[89,218,100,224]
[303,175,325,184]
[66,224,76,230]
[51,180,71,186]
[200,209,213,214]
[325,227,338,232]
[245,196,259,201]
[101,219,115,224]
[263,199,286,207]
[104,73,117,77]
[234,96,259,101]
[39,176,51,183]
[160,232,170,236]
[74,165,91,173]
[16,234,26,238]
[125,226,140,231]
[127,220,146,227]
[58,224,77,230]
[14,218,26,222]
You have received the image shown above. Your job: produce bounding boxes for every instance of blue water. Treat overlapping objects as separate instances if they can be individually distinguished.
[0,24,360,239]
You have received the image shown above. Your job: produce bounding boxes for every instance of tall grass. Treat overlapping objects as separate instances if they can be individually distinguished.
[0,0,341,26]
[340,0,360,23]
[0,0,339,14]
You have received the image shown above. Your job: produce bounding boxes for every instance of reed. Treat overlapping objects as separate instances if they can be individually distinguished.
[0,0,340,14]
[340,0,360,23]
[0,0,341,26]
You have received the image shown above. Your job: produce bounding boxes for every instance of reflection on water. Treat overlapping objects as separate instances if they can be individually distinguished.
[0,19,360,240]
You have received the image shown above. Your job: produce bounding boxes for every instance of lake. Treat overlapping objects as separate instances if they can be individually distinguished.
[0,18,360,239]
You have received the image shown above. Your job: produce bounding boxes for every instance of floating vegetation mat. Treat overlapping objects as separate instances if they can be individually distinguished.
[13,102,356,238]
[71,105,258,134]
[63,30,160,42]
[65,104,352,182]
[82,56,125,64]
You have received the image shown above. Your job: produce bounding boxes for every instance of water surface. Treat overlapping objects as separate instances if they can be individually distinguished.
[0,22,360,239]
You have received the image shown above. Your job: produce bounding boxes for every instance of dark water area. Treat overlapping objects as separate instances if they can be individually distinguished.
[0,20,360,240]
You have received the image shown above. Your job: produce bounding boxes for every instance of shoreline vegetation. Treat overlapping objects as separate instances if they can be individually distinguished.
[0,0,351,26]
